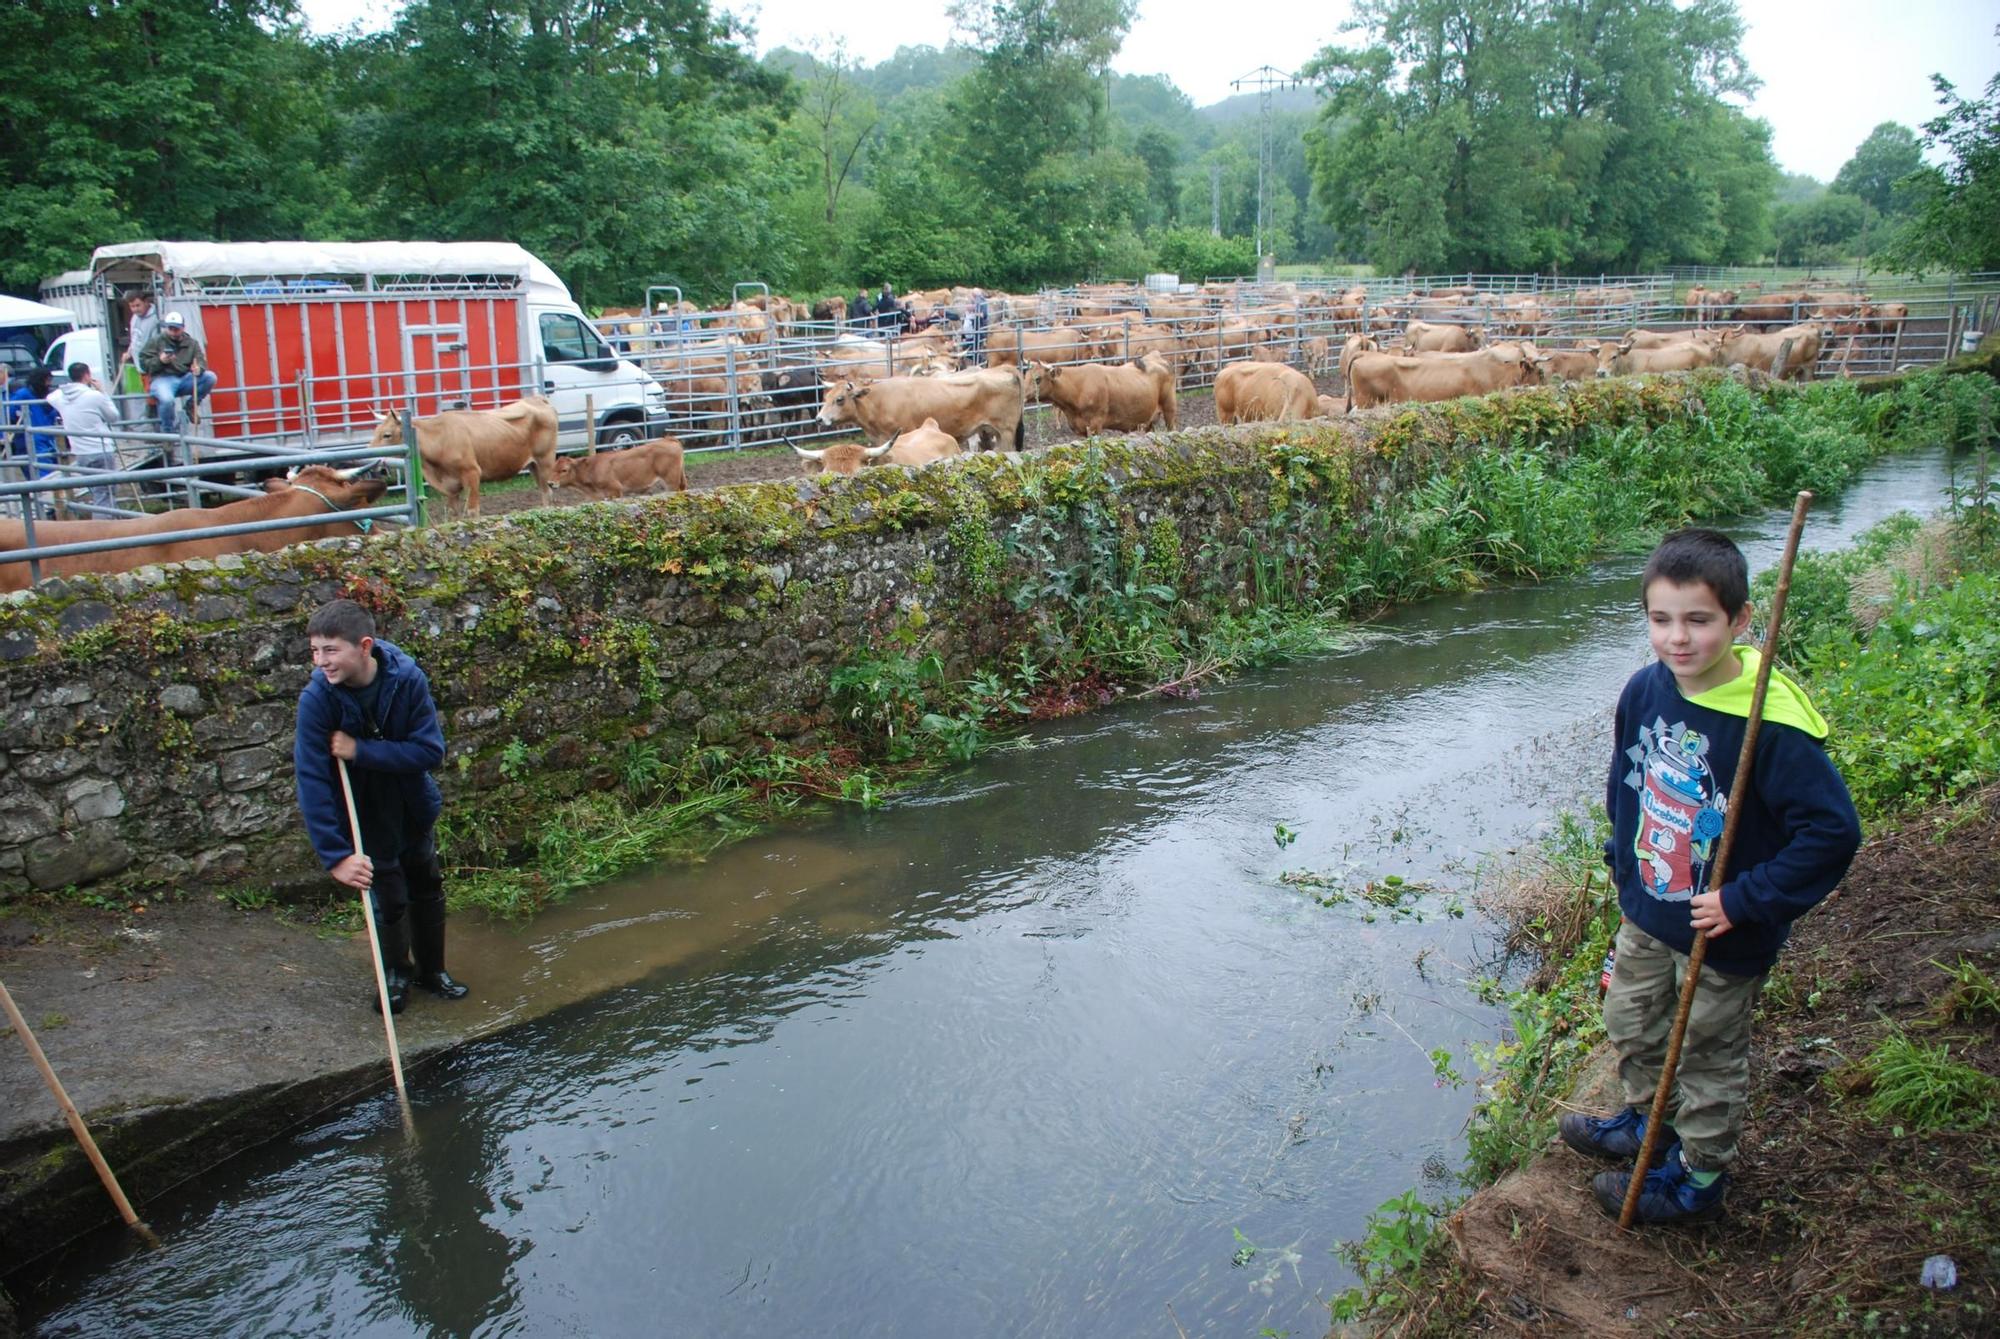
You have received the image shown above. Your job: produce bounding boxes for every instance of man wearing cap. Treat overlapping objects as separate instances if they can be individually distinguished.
[140,312,217,432]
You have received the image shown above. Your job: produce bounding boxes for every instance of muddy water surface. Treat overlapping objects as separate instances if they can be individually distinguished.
[21,451,1953,1337]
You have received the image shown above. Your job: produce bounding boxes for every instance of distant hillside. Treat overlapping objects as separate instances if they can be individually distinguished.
[1198,85,1320,124]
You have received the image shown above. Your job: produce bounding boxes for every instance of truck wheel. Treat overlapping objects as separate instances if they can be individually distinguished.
[598,415,646,449]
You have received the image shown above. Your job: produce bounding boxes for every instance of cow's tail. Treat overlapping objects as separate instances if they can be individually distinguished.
[1013,416,1024,453]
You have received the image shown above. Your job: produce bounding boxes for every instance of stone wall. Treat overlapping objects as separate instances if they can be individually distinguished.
[0,378,1714,903]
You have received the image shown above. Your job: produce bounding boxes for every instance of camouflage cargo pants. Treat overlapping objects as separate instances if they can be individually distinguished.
[1603,918,1767,1171]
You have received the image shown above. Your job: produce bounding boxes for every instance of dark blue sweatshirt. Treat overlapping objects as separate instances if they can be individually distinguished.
[294,639,445,871]
[1604,651,1861,977]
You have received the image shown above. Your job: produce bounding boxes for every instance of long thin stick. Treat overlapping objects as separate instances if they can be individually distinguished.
[0,977,160,1248]
[1621,490,1814,1229]
[337,756,414,1130]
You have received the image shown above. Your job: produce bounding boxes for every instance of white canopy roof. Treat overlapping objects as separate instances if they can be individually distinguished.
[0,295,76,327]
[90,241,573,302]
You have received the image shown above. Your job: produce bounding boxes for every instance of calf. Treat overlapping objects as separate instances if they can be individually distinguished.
[552,438,688,499]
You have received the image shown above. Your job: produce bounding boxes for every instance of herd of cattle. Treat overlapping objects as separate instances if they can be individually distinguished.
[1,276,1921,589]
[598,278,1913,449]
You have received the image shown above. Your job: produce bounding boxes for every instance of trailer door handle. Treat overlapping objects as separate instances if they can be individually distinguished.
[542,380,555,390]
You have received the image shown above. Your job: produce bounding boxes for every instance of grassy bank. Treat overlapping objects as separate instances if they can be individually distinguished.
[1332,427,2000,1334]
[415,370,1996,924]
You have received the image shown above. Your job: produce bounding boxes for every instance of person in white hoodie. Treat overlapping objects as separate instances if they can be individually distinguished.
[53,362,123,512]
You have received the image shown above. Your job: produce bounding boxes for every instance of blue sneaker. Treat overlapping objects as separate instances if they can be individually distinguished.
[1592,1144,1728,1224]
[1557,1107,1676,1166]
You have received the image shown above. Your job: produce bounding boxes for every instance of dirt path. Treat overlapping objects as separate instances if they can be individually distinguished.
[1449,786,2000,1335]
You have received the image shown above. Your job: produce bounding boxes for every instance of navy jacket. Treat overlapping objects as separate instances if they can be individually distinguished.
[295,639,445,870]
[1605,657,1861,977]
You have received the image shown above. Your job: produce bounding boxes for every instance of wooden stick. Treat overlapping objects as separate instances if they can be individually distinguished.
[1621,490,1813,1229]
[337,756,415,1133]
[0,977,160,1248]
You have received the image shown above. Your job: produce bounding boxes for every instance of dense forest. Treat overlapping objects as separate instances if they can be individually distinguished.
[0,0,1993,305]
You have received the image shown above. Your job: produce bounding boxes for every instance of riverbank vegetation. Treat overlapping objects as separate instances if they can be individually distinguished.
[1329,395,2000,1334]
[411,371,1998,924]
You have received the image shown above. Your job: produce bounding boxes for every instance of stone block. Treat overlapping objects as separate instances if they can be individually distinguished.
[159,683,204,717]
[13,749,87,783]
[217,746,279,792]
[191,594,245,623]
[0,629,37,661]
[56,601,115,636]
[0,791,59,846]
[64,776,126,822]
[24,822,131,888]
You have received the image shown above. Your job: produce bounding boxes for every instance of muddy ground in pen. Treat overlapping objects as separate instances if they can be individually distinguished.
[1445,785,2000,1337]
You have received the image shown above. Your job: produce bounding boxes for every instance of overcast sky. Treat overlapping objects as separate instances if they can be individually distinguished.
[300,0,1997,183]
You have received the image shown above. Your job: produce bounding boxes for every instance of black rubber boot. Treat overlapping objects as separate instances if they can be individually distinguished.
[371,914,413,1015]
[410,899,469,1001]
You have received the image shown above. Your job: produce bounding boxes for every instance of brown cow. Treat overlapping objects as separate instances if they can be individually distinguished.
[1215,361,1318,423]
[1405,320,1481,353]
[1338,333,1379,390]
[1024,355,1176,436]
[1595,339,1722,378]
[790,419,965,474]
[816,369,1026,451]
[552,439,688,499]
[0,464,388,592]
[367,396,558,518]
[1538,347,1608,382]
[984,326,1088,369]
[1302,335,1331,378]
[1716,323,1823,381]
[1623,328,1722,350]
[1315,394,1347,418]
[1346,346,1544,410]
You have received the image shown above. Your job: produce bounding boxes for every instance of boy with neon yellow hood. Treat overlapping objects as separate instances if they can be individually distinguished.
[1562,528,1860,1224]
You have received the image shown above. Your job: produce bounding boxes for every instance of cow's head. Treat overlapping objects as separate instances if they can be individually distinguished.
[1023,362,1057,400]
[364,409,407,451]
[815,380,866,427]
[268,462,390,507]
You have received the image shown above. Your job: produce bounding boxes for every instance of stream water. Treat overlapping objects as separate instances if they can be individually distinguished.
[18,450,1955,1338]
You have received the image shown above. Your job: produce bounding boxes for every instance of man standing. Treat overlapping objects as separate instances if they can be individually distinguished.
[295,599,469,1015]
[120,291,161,390]
[51,362,123,512]
[140,312,216,432]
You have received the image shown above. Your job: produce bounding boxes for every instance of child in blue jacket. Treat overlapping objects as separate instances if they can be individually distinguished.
[295,599,469,1014]
[1561,528,1860,1223]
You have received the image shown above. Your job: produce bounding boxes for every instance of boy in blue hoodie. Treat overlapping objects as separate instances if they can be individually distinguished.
[1561,528,1860,1224]
[295,599,469,1014]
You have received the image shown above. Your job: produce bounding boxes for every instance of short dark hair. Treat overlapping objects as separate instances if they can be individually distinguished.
[67,362,90,383]
[24,367,52,397]
[307,598,376,644]
[1643,528,1749,616]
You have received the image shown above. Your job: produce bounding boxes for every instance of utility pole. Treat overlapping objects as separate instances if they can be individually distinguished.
[1230,65,1299,269]
[1210,164,1222,237]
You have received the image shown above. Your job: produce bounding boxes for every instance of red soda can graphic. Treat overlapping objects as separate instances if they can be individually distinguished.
[1599,945,1616,994]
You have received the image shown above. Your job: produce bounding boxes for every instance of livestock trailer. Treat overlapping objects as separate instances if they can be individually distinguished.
[39,241,665,448]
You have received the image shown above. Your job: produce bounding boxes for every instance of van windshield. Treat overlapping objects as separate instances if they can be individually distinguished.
[539,312,613,364]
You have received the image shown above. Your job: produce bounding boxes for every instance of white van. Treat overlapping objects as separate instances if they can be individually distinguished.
[46,241,666,448]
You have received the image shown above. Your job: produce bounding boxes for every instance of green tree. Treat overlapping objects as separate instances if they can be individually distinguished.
[1771,191,1870,265]
[1302,0,1774,273]
[1878,57,2000,275]
[1833,122,1924,216]
[0,0,357,291]
[345,0,793,306]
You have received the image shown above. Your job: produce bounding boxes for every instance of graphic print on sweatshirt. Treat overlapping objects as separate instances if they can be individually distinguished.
[1624,716,1729,902]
